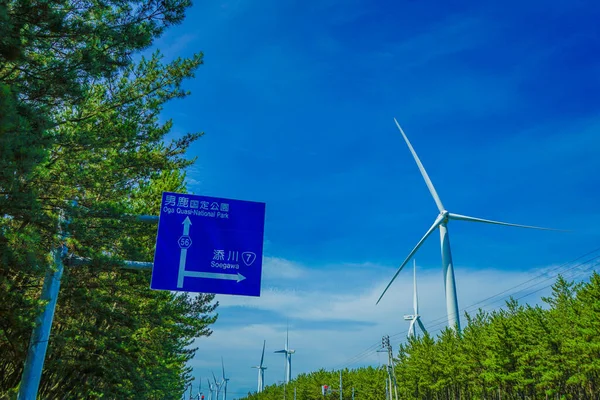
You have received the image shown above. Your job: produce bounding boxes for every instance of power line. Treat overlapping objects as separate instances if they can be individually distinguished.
[330,247,600,370]
[391,251,600,339]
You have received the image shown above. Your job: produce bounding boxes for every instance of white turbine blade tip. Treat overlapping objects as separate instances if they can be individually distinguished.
[393,118,445,212]
[448,213,566,231]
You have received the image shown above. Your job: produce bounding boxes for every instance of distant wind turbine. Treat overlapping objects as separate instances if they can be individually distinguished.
[403,260,427,338]
[212,371,221,400]
[252,340,267,392]
[274,326,295,384]
[207,378,214,400]
[377,118,561,331]
[221,357,229,400]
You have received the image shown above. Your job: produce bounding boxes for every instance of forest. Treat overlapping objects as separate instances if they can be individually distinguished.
[242,273,600,400]
[0,1,217,398]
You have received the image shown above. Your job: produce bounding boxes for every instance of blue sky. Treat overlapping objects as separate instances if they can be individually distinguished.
[146,0,600,397]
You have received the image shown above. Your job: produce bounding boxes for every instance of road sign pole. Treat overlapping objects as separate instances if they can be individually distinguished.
[17,213,157,400]
[18,245,66,400]
[18,212,69,400]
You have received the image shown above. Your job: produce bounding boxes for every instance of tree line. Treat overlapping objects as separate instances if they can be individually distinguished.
[241,273,600,400]
[0,1,217,398]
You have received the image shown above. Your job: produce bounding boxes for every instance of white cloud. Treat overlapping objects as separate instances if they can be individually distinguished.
[186,177,201,186]
[189,257,571,398]
[263,257,307,280]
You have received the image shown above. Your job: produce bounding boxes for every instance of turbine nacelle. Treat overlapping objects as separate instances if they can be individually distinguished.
[403,315,415,321]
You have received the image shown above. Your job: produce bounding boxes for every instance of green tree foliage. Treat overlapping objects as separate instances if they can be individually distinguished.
[240,274,600,400]
[0,0,192,221]
[0,1,218,399]
[243,367,387,400]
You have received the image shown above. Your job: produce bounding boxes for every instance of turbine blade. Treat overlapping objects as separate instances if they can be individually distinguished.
[376,214,444,305]
[408,318,416,337]
[260,340,266,367]
[394,118,445,212]
[221,356,225,379]
[417,317,427,334]
[413,259,418,315]
[448,213,564,231]
[286,322,289,351]
[274,349,286,353]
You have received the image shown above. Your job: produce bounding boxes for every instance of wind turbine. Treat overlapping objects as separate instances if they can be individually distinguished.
[377,118,559,331]
[403,260,427,338]
[252,340,267,392]
[212,371,221,400]
[274,326,295,384]
[207,378,214,400]
[221,357,229,400]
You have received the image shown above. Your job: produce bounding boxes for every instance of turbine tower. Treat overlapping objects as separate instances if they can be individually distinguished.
[252,340,267,392]
[207,378,214,400]
[377,118,559,331]
[212,371,221,400]
[221,357,229,400]
[274,327,295,384]
[403,260,427,338]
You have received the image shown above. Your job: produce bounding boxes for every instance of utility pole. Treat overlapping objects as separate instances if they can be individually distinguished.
[381,335,398,400]
[339,369,343,400]
[385,379,389,400]
[378,337,391,400]
[352,387,355,400]
[294,386,296,400]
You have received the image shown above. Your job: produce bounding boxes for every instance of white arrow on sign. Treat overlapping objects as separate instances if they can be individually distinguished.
[184,271,247,283]
[177,217,193,288]
[176,216,246,287]
[182,216,191,235]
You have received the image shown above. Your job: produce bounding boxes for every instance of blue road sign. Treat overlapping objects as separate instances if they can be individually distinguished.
[151,192,266,297]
